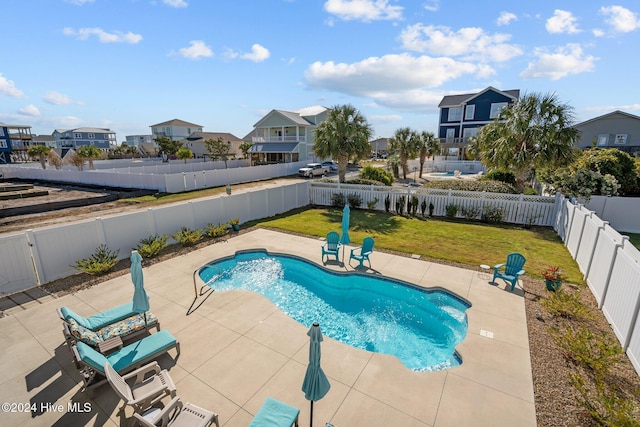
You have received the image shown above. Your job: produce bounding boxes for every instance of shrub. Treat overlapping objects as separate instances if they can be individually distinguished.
[396,195,406,215]
[367,198,379,210]
[331,193,346,208]
[429,202,434,216]
[135,234,168,259]
[409,195,419,216]
[549,325,623,375]
[359,165,394,186]
[420,199,427,216]
[347,193,362,208]
[571,372,638,426]
[460,205,482,220]
[73,244,119,275]
[541,289,594,321]
[482,169,517,186]
[384,194,391,212]
[173,227,202,247]
[445,204,458,219]
[345,178,386,186]
[481,205,504,223]
[204,223,229,238]
[424,179,518,194]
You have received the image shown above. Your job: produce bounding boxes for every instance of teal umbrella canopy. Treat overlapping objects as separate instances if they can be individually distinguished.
[302,322,331,427]
[340,205,350,245]
[130,250,149,314]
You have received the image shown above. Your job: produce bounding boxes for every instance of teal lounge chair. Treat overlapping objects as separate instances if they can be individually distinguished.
[492,252,526,291]
[349,237,374,269]
[322,231,341,262]
[72,330,180,389]
[58,303,138,331]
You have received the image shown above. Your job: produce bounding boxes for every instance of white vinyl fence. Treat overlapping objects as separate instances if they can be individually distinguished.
[554,199,640,375]
[0,161,308,193]
[0,182,310,294]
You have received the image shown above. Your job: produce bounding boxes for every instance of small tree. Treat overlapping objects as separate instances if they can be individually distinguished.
[205,137,232,168]
[155,136,183,157]
[47,150,63,169]
[76,145,102,170]
[389,127,420,179]
[27,145,51,169]
[69,153,86,171]
[176,147,193,164]
[418,131,440,178]
[239,142,253,159]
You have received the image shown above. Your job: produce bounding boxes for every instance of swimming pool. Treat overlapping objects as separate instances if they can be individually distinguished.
[198,250,470,372]
[430,172,455,177]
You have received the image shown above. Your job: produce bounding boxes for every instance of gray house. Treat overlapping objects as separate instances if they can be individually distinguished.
[573,110,640,154]
[53,128,116,150]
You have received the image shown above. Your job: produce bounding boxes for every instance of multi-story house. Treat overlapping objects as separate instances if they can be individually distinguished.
[0,123,33,163]
[125,134,155,147]
[150,119,203,142]
[437,87,519,158]
[181,132,243,159]
[573,111,640,154]
[245,106,329,164]
[53,128,116,150]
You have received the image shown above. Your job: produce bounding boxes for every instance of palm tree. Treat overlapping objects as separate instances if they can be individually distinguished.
[176,147,193,164]
[469,92,580,191]
[313,104,373,183]
[418,131,440,179]
[76,145,103,170]
[389,127,420,179]
[27,145,51,169]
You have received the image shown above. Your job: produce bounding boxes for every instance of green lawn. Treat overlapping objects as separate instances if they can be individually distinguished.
[250,207,584,284]
[627,233,640,250]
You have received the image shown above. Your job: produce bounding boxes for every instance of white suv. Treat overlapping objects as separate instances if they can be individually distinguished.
[298,163,329,178]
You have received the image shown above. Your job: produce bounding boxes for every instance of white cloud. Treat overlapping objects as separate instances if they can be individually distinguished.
[241,44,270,62]
[592,28,605,37]
[369,114,403,124]
[399,24,522,62]
[43,91,83,105]
[0,74,25,98]
[600,5,640,33]
[305,53,485,111]
[423,0,439,12]
[546,10,581,34]
[63,27,142,44]
[177,40,213,59]
[520,44,597,80]
[65,0,95,5]
[324,0,403,22]
[497,12,517,26]
[19,104,40,117]
[163,0,187,8]
[583,103,640,113]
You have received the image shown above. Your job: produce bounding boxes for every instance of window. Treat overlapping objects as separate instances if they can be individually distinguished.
[0,128,4,136]
[463,127,479,139]
[0,140,7,149]
[615,134,627,144]
[489,102,508,119]
[448,107,462,121]
[597,134,609,146]
[446,128,455,141]
[465,105,475,120]
[164,127,172,135]
[74,133,82,138]
[88,133,95,138]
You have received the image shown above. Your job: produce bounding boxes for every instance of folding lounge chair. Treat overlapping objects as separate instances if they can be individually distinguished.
[492,252,526,291]
[134,396,220,427]
[62,312,160,350]
[105,361,176,414]
[349,237,374,269]
[58,303,139,331]
[321,231,341,262]
[72,329,180,389]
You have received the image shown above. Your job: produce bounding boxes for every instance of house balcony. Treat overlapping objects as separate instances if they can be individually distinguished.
[438,137,472,147]
[252,136,306,143]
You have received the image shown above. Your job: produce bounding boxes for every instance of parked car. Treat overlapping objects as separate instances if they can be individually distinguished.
[298,163,329,178]
[321,161,338,172]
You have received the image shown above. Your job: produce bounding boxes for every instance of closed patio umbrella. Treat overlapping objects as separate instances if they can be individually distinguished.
[301,322,331,427]
[130,250,150,329]
[340,205,350,263]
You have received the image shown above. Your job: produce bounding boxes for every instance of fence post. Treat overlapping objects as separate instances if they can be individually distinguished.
[573,210,593,260]
[598,235,629,310]
[564,202,580,246]
[583,221,608,280]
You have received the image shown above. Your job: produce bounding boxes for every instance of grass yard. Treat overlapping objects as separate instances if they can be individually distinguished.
[628,233,640,250]
[250,207,584,284]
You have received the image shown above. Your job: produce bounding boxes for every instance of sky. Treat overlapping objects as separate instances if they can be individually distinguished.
[1,0,640,142]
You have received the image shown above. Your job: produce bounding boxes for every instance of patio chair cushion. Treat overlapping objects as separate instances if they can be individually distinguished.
[68,318,102,346]
[76,330,178,374]
[249,397,300,427]
[60,302,136,330]
[68,312,159,346]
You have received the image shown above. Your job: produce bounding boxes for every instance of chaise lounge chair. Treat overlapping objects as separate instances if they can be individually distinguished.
[72,329,180,389]
[322,231,342,263]
[58,303,140,331]
[105,361,176,414]
[492,252,526,291]
[134,397,220,427]
[349,237,374,269]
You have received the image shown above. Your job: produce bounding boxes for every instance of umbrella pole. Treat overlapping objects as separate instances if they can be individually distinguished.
[310,400,314,427]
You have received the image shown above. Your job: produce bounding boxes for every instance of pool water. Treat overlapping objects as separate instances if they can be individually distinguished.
[199,251,470,371]
[430,172,455,177]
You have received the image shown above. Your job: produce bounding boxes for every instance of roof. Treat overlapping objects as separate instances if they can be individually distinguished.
[184,132,241,142]
[54,127,114,133]
[149,118,203,128]
[296,105,329,117]
[438,87,520,108]
[253,106,330,128]
[249,142,299,153]
[574,110,640,127]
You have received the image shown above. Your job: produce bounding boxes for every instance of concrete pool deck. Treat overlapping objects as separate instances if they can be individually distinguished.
[0,228,535,426]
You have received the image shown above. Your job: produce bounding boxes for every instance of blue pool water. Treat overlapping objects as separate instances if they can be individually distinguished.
[198,250,470,371]
[430,172,455,177]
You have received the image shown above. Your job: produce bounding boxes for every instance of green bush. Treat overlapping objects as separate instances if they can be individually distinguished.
[460,205,481,220]
[384,194,391,212]
[571,372,639,426]
[445,204,458,218]
[347,193,362,208]
[204,223,229,238]
[481,205,505,223]
[550,325,623,376]
[73,244,119,275]
[345,178,386,186]
[409,195,419,216]
[482,169,517,186]
[396,195,406,215]
[173,227,202,247]
[359,165,394,186]
[424,179,518,194]
[420,199,427,216]
[524,187,538,195]
[135,234,168,259]
[541,289,595,321]
[331,193,346,208]
[367,198,379,210]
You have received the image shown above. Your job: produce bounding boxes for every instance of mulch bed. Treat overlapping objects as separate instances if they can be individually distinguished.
[32,227,640,425]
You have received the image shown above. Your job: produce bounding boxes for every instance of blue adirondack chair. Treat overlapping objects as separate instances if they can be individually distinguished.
[493,252,526,291]
[321,231,341,262]
[350,237,375,269]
